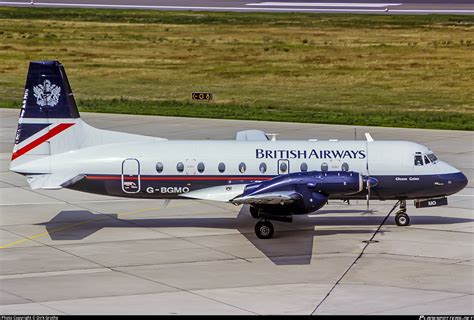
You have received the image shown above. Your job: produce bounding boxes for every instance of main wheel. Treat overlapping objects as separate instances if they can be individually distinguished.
[255,220,274,239]
[395,212,410,226]
[249,206,259,219]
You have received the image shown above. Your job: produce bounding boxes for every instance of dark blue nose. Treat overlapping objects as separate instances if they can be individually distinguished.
[439,171,468,195]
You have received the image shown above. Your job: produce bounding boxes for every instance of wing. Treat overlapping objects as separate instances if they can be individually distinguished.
[179,184,247,202]
[180,184,301,205]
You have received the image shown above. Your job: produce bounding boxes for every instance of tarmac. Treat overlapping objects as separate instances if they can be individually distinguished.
[0,108,473,315]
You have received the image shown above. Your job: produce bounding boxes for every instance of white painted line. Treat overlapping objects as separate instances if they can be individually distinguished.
[390,9,474,13]
[0,268,111,280]
[0,201,62,206]
[247,2,402,7]
[0,2,381,11]
[0,2,472,14]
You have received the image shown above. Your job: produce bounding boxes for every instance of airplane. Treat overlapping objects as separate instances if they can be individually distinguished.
[9,60,468,239]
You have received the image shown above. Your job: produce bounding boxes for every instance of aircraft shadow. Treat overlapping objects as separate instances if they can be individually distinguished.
[37,208,473,266]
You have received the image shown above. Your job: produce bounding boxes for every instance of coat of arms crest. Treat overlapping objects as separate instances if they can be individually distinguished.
[33,80,61,107]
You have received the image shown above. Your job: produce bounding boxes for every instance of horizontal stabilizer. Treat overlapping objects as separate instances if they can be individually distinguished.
[180,184,247,202]
[26,173,84,190]
[232,191,301,205]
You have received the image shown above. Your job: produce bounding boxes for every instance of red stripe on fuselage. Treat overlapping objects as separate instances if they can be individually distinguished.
[86,175,273,181]
[11,123,75,161]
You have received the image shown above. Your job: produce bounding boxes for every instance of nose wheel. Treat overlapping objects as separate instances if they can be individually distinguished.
[394,200,410,226]
[395,212,410,226]
[255,220,274,239]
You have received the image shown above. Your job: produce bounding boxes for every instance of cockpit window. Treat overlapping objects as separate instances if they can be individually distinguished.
[414,155,423,166]
[427,153,438,163]
[415,152,438,166]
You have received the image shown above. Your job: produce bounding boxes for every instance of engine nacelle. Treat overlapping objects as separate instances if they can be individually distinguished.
[245,171,364,197]
[242,171,370,214]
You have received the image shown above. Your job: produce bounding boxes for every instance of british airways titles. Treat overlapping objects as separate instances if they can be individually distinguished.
[256,149,366,159]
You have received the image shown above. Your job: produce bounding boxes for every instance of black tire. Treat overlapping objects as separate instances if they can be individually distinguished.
[249,206,259,219]
[395,212,410,226]
[255,220,274,239]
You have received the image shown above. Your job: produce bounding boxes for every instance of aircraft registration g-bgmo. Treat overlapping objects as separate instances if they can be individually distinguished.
[10,61,468,239]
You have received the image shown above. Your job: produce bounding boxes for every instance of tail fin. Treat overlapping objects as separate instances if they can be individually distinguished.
[21,60,79,119]
[11,60,166,174]
[11,60,83,167]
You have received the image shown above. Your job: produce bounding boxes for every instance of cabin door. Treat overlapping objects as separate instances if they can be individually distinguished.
[122,158,141,193]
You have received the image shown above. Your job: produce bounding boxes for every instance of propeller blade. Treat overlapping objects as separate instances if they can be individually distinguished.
[365,134,370,213]
[366,178,371,212]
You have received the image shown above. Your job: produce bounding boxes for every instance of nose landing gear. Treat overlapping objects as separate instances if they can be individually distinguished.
[394,200,410,226]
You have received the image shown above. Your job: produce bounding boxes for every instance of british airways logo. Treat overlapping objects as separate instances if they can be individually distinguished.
[256,149,366,159]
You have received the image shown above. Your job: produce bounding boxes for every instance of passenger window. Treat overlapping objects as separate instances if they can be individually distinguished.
[197,162,205,173]
[177,162,184,172]
[414,155,423,166]
[218,162,226,173]
[341,162,349,172]
[321,162,329,171]
[156,162,164,173]
[259,162,267,173]
[239,162,246,173]
[279,161,288,173]
[300,162,308,172]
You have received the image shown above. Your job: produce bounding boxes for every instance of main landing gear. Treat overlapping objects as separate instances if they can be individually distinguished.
[250,206,293,239]
[255,220,274,239]
[394,200,410,226]
[249,206,259,219]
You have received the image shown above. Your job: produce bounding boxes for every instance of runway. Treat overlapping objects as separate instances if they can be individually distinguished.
[0,108,473,314]
[0,0,473,14]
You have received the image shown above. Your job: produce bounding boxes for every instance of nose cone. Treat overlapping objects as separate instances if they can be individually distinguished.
[455,171,469,190]
[439,171,468,195]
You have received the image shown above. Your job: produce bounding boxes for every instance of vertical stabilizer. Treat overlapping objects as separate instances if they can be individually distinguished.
[11,60,84,169]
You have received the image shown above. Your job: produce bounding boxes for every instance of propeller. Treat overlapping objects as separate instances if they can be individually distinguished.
[364,133,375,213]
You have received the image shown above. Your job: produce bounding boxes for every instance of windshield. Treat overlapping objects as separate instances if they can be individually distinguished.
[414,152,438,166]
[427,153,438,163]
